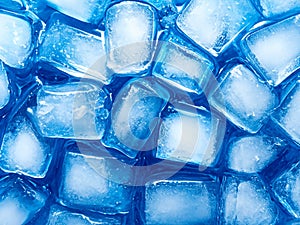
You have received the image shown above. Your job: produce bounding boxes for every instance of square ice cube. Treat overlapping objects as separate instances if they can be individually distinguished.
[58,151,133,214]
[102,78,169,158]
[272,80,300,144]
[152,31,215,94]
[156,105,225,167]
[256,0,300,18]
[176,0,259,56]
[39,14,109,83]
[221,176,278,224]
[145,178,219,224]
[241,15,300,86]
[105,1,157,74]
[0,176,48,225]
[0,62,10,109]
[0,116,52,178]
[46,0,107,24]
[272,161,300,218]
[32,82,110,140]
[209,64,277,133]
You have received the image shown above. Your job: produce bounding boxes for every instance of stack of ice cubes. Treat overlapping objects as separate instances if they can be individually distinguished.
[0,0,299,224]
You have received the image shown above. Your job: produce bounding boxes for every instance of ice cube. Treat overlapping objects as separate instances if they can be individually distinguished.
[58,151,133,214]
[272,80,300,144]
[0,62,10,109]
[176,0,259,56]
[0,0,26,10]
[46,0,107,24]
[242,15,300,86]
[227,135,283,173]
[39,14,108,83]
[156,105,225,167]
[32,82,109,140]
[256,0,300,18]
[47,205,122,225]
[152,31,215,94]
[272,161,300,218]
[145,178,219,224]
[222,176,278,224]
[209,64,276,133]
[105,1,157,74]
[0,176,48,225]
[0,116,52,178]
[0,11,37,68]
[102,77,169,158]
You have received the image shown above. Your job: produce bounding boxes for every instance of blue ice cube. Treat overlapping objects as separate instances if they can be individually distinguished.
[0,175,48,224]
[0,115,52,178]
[176,0,259,56]
[31,82,110,140]
[152,31,215,94]
[0,0,26,10]
[255,0,300,18]
[45,0,107,24]
[0,9,42,69]
[221,176,278,224]
[209,64,277,133]
[47,205,123,225]
[241,15,300,86]
[38,13,109,83]
[145,177,219,224]
[0,62,10,109]
[105,1,157,74]
[272,161,300,218]
[156,105,225,167]
[227,134,285,173]
[58,151,133,214]
[102,78,169,158]
[272,80,300,144]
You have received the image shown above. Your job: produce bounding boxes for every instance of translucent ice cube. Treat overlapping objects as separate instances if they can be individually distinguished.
[0,116,52,178]
[156,106,224,167]
[58,151,133,214]
[39,14,108,83]
[0,62,10,109]
[209,64,276,133]
[105,1,157,74]
[242,15,300,86]
[145,178,218,224]
[256,0,300,18]
[32,82,109,140]
[272,161,300,218]
[46,0,107,24]
[102,78,169,158]
[152,32,215,94]
[0,176,48,225]
[176,0,259,55]
[222,176,278,225]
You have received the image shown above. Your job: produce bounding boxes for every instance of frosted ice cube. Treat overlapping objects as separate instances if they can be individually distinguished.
[0,116,52,178]
[272,161,300,218]
[152,32,214,94]
[0,176,48,225]
[33,82,109,140]
[272,80,300,144]
[242,15,300,86]
[0,11,34,68]
[39,14,108,83]
[257,0,300,18]
[156,106,224,167]
[46,0,107,24]
[105,1,157,74]
[0,62,10,109]
[176,0,259,55]
[102,78,169,158]
[209,64,276,133]
[59,151,133,214]
[227,135,283,173]
[145,179,218,224]
[222,177,278,224]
